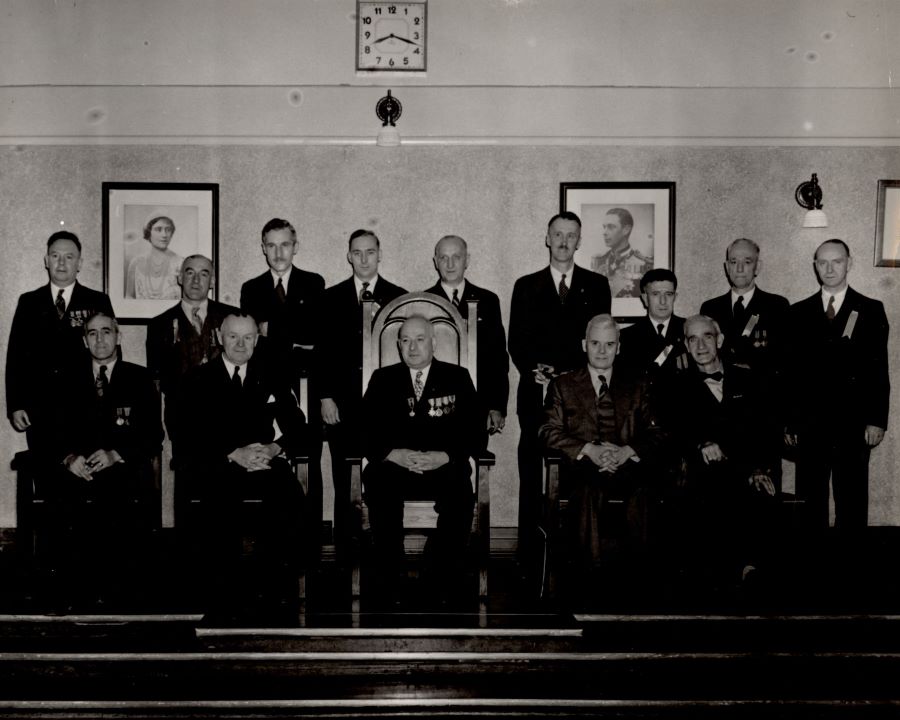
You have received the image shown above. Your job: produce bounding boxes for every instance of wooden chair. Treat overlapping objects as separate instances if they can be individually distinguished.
[348,291,494,602]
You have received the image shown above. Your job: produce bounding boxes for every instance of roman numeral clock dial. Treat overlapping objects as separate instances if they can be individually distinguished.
[357,1,427,72]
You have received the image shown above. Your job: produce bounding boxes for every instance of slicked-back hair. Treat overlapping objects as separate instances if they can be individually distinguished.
[726,237,760,260]
[434,235,468,254]
[640,268,677,292]
[261,218,297,243]
[815,238,851,259]
[348,228,380,250]
[605,207,633,229]
[684,314,722,338]
[547,211,582,230]
[46,231,82,253]
[584,313,619,340]
[83,311,119,336]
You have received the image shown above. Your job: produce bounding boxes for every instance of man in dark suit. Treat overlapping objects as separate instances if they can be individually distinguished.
[618,268,688,420]
[39,312,162,606]
[146,254,238,453]
[425,234,509,439]
[241,218,325,556]
[6,231,113,450]
[700,239,790,489]
[317,229,406,558]
[178,313,306,616]
[785,239,890,532]
[362,315,482,599]
[509,212,611,559]
[672,315,777,588]
[540,314,664,601]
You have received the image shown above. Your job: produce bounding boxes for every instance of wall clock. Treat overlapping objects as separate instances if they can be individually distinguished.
[356,1,427,72]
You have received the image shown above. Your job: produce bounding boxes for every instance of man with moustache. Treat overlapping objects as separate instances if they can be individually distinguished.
[147,254,238,455]
[41,312,162,606]
[241,218,325,557]
[425,234,509,440]
[540,314,663,600]
[509,212,611,561]
[786,239,890,532]
[178,313,306,615]
[7,231,113,450]
[317,229,406,559]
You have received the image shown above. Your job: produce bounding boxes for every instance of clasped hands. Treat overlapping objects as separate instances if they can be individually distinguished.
[387,448,450,474]
[581,442,634,473]
[228,442,281,472]
[700,441,776,496]
[64,449,123,481]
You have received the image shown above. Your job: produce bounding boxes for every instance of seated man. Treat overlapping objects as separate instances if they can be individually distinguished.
[362,315,482,602]
[39,312,162,607]
[671,314,777,589]
[178,313,306,616]
[539,314,664,601]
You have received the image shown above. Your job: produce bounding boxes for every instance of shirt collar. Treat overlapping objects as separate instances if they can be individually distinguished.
[181,298,209,320]
[588,365,613,393]
[822,286,848,313]
[354,275,379,298]
[440,279,466,300]
[271,266,293,287]
[93,358,116,379]
[648,316,671,337]
[549,265,573,292]
[222,356,247,380]
[50,282,74,307]
[731,286,756,308]
[410,363,431,387]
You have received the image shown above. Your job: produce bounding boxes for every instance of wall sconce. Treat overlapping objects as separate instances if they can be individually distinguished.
[375,89,401,147]
[795,173,828,228]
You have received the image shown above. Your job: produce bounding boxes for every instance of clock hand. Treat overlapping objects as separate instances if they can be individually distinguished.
[373,33,393,43]
[393,35,419,46]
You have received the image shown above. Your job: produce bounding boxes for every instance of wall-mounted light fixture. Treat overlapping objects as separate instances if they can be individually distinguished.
[375,89,402,147]
[795,173,828,228]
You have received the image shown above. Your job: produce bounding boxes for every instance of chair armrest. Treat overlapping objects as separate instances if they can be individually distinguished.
[474,449,495,467]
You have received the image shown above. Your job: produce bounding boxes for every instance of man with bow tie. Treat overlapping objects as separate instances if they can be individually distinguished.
[672,314,777,588]
[785,239,890,532]
[361,315,481,598]
[539,314,664,598]
[7,231,113,450]
[40,312,161,606]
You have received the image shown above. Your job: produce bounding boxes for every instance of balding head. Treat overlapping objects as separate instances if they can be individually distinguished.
[398,315,436,370]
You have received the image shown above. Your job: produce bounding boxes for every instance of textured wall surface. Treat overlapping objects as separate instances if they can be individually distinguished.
[1,144,898,527]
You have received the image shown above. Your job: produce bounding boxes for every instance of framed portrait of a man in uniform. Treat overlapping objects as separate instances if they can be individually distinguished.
[561,181,675,322]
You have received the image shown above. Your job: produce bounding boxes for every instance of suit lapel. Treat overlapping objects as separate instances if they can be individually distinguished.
[572,367,599,427]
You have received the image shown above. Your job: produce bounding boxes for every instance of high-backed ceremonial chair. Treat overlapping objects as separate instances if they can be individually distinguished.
[348,291,494,602]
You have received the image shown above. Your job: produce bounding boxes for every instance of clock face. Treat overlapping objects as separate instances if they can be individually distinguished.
[357,1,427,72]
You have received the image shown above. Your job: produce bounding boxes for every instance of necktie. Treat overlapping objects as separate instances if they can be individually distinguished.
[733,295,745,327]
[825,295,836,321]
[451,288,460,307]
[275,277,287,304]
[360,281,373,303]
[596,374,609,401]
[702,370,724,382]
[414,370,424,401]
[190,306,203,334]
[232,365,242,390]
[55,289,66,320]
[656,323,665,337]
[558,273,569,303]
[95,365,109,398]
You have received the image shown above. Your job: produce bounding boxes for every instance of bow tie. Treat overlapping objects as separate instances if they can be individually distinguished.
[701,371,724,382]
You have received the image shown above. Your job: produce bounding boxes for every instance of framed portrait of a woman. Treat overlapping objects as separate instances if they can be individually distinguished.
[103,182,219,322]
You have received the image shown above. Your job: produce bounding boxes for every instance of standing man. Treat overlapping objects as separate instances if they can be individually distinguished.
[362,316,482,601]
[178,313,306,617]
[509,212,611,560]
[786,239,890,531]
[146,254,238,455]
[41,312,162,606]
[618,268,688,418]
[425,234,509,439]
[241,218,325,555]
[317,229,406,559]
[540,314,664,602]
[590,208,652,298]
[7,231,113,450]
